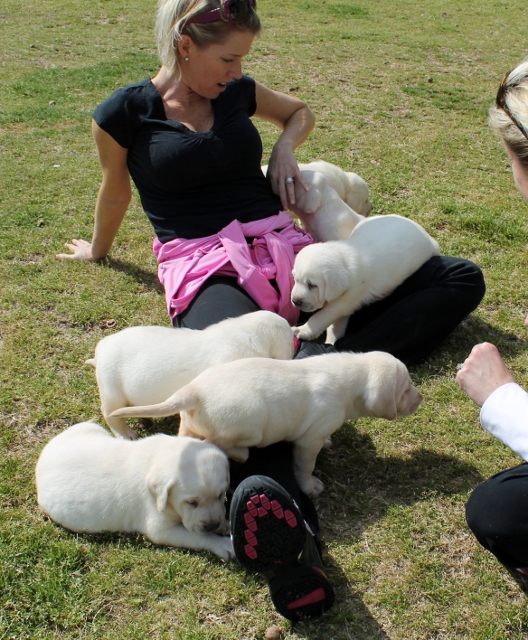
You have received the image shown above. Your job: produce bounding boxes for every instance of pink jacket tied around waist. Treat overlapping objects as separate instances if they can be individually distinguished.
[153,211,313,325]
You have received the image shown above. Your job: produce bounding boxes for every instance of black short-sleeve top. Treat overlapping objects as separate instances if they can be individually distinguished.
[92,75,282,242]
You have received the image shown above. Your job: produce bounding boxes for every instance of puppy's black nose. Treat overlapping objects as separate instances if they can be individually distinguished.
[203,521,220,533]
[292,298,303,308]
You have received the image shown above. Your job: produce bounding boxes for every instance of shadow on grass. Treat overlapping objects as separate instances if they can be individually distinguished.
[105,257,164,294]
[413,314,528,381]
[302,425,484,635]
[318,425,482,539]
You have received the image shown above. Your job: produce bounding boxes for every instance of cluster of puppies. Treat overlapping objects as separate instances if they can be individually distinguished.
[36,160,434,561]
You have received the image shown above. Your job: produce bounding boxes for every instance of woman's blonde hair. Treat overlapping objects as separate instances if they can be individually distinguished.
[489,57,528,169]
[156,0,261,76]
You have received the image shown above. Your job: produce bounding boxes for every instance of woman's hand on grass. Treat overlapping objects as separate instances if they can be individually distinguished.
[56,238,99,262]
[456,342,516,407]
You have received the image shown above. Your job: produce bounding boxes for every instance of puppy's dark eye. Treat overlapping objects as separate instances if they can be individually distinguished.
[307,282,317,290]
[186,500,198,508]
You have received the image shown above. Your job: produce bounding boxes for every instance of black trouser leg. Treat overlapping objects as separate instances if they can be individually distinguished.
[172,275,260,329]
[335,256,486,366]
[466,463,528,569]
[229,443,320,538]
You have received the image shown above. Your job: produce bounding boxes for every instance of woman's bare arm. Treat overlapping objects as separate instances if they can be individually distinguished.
[254,82,315,210]
[56,121,132,261]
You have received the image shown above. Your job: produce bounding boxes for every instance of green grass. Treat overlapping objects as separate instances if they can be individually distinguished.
[2,0,528,637]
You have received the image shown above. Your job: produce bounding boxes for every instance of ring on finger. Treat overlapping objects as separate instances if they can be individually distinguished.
[285,177,295,184]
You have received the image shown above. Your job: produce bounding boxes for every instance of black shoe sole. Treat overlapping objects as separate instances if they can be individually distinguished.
[270,565,336,621]
[230,476,335,621]
[230,476,306,574]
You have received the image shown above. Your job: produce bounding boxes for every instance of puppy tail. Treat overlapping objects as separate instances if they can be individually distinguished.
[85,358,96,367]
[108,387,198,419]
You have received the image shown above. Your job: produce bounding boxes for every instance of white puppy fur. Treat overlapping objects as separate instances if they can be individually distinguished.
[288,170,364,242]
[262,160,372,218]
[291,214,441,343]
[109,352,422,496]
[36,422,233,560]
[297,161,372,217]
[87,310,294,439]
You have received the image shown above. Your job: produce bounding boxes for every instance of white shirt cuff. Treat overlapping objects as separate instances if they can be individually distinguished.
[480,382,528,461]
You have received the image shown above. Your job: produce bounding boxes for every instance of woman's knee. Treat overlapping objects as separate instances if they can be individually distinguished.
[457,258,486,301]
[465,480,495,539]
[441,257,486,308]
[466,467,528,540]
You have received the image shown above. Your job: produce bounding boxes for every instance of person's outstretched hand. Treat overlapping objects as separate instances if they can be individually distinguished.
[56,239,97,262]
[456,342,516,407]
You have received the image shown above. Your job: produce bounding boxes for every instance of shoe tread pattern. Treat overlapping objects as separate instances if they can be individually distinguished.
[232,485,306,574]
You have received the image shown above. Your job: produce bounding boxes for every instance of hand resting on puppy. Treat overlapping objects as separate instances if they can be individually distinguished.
[109,352,422,496]
[297,160,372,217]
[87,310,294,439]
[36,422,234,560]
[288,170,365,242]
[291,214,441,343]
[262,159,372,219]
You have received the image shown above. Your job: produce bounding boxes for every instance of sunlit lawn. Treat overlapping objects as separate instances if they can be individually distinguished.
[2,0,528,637]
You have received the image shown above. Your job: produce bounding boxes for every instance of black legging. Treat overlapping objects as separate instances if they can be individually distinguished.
[466,463,528,570]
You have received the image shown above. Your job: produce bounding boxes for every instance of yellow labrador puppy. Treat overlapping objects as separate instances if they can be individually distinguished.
[291,215,441,343]
[262,160,372,217]
[87,310,294,439]
[36,423,233,559]
[297,160,372,217]
[288,170,364,242]
[110,352,422,496]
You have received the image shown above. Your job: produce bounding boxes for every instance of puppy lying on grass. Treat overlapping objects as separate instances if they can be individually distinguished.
[289,170,365,242]
[292,214,441,343]
[87,310,294,439]
[109,352,422,496]
[36,422,233,560]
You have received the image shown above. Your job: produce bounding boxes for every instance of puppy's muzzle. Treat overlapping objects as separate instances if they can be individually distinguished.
[199,520,224,534]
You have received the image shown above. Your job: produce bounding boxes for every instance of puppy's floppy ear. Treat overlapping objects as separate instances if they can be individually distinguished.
[299,185,322,215]
[364,390,398,420]
[365,367,420,419]
[363,371,398,419]
[291,170,322,215]
[146,469,177,512]
[322,263,349,302]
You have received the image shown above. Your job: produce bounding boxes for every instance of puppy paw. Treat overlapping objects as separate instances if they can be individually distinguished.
[115,428,138,440]
[107,418,138,440]
[323,437,333,450]
[293,325,316,342]
[214,535,235,561]
[301,475,324,496]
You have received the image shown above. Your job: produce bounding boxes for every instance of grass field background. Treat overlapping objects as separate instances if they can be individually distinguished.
[2,0,528,638]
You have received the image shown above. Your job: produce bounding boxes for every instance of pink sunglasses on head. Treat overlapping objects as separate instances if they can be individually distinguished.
[186,0,256,25]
